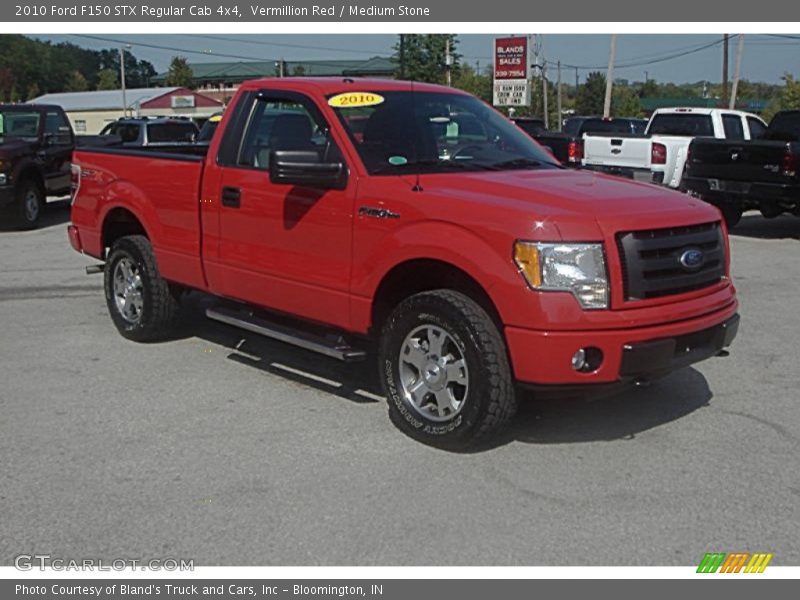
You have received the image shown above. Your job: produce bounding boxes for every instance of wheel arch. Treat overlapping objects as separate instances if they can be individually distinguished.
[101,206,150,257]
[370,258,505,337]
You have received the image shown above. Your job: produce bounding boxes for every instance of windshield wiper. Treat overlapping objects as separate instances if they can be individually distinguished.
[488,157,547,170]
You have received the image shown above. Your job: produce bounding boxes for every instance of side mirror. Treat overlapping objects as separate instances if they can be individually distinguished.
[269,150,346,190]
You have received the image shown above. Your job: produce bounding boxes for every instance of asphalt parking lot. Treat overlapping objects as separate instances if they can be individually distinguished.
[1,199,798,566]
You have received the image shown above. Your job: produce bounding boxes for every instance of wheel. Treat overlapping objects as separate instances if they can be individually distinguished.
[378,290,517,448]
[15,180,44,229]
[104,235,180,342]
[720,204,742,229]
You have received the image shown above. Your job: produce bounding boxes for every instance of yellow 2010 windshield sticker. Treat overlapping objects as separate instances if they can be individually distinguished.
[328,92,385,108]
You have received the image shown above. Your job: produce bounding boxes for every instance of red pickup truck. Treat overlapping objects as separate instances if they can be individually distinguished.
[68,78,739,447]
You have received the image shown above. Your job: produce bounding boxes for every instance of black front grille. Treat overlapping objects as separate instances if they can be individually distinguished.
[616,222,725,301]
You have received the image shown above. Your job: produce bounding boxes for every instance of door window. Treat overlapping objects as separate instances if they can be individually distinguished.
[237,96,340,170]
[44,111,73,144]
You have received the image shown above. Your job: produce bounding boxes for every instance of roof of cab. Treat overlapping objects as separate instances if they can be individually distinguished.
[238,77,468,96]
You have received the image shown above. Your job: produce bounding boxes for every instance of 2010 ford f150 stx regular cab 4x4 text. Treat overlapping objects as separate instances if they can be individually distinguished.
[68,78,740,447]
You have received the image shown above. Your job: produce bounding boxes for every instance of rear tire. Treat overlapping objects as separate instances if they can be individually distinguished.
[15,180,44,230]
[104,235,180,342]
[378,290,517,449]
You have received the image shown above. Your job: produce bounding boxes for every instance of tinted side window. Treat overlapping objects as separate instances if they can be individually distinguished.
[117,124,141,144]
[44,110,72,144]
[147,122,197,143]
[747,117,767,140]
[722,114,745,140]
[237,96,337,170]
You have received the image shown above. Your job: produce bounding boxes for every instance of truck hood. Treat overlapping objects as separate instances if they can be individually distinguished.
[421,168,721,239]
[0,138,35,159]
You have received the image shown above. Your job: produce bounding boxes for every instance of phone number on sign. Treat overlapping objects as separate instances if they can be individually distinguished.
[14,4,242,18]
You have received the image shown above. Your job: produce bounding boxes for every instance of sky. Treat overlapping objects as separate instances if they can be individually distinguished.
[33,33,800,84]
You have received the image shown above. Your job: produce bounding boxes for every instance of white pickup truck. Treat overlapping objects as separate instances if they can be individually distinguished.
[581,108,767,189]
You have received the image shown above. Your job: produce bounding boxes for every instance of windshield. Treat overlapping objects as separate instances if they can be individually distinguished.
[330,91,561,175]
[647,113,714,137]
[0,110,41,140]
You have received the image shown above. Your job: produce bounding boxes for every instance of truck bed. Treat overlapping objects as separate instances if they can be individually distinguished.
[71,145,208,290]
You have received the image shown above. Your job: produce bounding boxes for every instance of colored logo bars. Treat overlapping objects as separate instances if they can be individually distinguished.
[697,552,773,573]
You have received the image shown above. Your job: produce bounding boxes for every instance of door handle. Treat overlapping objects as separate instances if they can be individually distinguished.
[221,186,241,208]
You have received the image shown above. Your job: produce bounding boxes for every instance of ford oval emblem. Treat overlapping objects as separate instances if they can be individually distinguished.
[679,248,705,270]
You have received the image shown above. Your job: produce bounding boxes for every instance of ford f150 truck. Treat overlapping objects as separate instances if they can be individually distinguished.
[0,103,74,228]
[68,78,740,447]
[682,109,800,227]
[582,108,766,189]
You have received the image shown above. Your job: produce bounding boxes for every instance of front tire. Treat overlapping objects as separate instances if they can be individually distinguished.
[378,290,517,448]
[104,235,180,342]
[15,180,44,229]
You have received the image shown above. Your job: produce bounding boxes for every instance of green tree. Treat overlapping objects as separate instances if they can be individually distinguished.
[393,34,460,84]
[612,86,643,118]
[96,69,119,90]
[639,78,659,98]
[576,71,606,115]
[451,63,491,103]
[292,65,306,76]
[165,56,194,88]
[25,82,40,101]
[780,73,800,108]
[64,70,89,92]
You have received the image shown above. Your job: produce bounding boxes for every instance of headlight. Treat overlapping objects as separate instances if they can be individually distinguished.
[514,242,609,309]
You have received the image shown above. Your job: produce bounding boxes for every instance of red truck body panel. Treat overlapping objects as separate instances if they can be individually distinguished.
[69,78,737,387]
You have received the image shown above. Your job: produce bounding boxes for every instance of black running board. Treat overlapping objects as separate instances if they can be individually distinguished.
[206,306,367,363]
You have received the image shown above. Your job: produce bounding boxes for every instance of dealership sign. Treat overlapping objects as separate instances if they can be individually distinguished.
[493,36,531,106]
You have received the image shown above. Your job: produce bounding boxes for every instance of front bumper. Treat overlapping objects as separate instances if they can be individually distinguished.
[506,301,739,386]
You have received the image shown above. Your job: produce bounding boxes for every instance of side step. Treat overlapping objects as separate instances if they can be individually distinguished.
[206,306,367,363]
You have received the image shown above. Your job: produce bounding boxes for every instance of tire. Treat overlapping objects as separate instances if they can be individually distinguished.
[104,235,180,342]
[15,180,44,229]
[720,204,742,229]
[378,290,517,448]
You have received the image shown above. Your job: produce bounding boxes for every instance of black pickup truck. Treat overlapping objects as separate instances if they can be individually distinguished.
[0,104,74,228]
[683,109,800,228]
[525,116,646,167]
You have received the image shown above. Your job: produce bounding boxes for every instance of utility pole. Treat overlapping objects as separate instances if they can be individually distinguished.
[603,34,617,119]
[445,38,452,87]
[399,34,406,79]
[722,34,729,105]
[575,66,578,91]
[119,46,127,117]
[540,35,548,129]
[556,60,562,132]
[729,34,745,109]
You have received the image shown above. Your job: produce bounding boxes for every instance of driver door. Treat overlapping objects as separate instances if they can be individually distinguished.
[213,91,355,330]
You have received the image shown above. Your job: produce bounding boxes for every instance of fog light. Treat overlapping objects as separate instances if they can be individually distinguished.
[571,347,604,373]
[571,349,587,371]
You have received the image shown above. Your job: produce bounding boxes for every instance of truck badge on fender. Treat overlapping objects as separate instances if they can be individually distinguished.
[358,206,400,220]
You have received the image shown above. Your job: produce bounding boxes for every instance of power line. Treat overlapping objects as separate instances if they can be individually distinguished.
[185,34,390,57]
[70,34,393,70]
